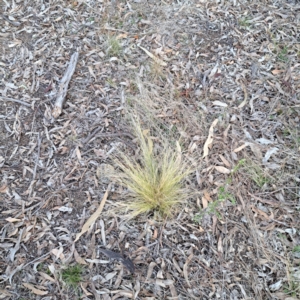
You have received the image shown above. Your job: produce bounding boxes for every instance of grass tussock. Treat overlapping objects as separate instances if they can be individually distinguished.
[114,119,191,219]
[106,35,122,57]
[61,264,83,290]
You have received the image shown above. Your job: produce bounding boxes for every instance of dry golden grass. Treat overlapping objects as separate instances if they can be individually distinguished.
[114,119,191,219]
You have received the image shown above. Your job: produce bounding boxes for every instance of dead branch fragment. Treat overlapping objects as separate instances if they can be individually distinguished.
[52,52,79,118]
[0,96,31,107]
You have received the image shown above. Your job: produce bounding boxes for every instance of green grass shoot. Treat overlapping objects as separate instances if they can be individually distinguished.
[106,36,122,57]
[61,264,83,290]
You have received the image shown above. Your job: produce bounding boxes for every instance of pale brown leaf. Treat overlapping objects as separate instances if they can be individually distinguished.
[75,184,111,242]
[51,247,64,260]
[146,262,157,281]
[183,251,193,288]
[215,166,231,174]
[202,119,218,158]
[238,82,248,108]
[233,143,248,153]
[204,190,212,202]
[81,283,93,296]
[219,155,231,168]
[217,236,223,253]
[0,185,8,193]
[75,146,82,161]
[202,196,208,209]
[5,217,20,223]
[23,283,48,295]
[138,45,167,66]
[74,248,87,265]
[0,289,12,299]
[251,205,272,221]
[167,273,178,299]
[212,101,228,107]
[39,272,56,283]
[271,69,283,75]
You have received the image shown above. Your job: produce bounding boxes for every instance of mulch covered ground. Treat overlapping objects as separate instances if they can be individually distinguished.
[0,0,300,299]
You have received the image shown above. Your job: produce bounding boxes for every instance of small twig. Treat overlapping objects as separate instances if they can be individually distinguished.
[0,96,31,107]
[104,25,129,34]
[83,127,103,144]
[32,132,42,180]
[52,52,79,118]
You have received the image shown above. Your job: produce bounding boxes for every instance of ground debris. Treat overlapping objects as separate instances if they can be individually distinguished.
[0,0,299,299]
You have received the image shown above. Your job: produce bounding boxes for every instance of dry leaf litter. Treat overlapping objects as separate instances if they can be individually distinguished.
[0,0,300,299]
